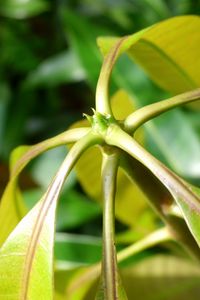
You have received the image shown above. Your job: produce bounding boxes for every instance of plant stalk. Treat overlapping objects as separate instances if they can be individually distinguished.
[101,147,120,300]
[106,124,200,261]
[95,38,126,116]
[11,127,91,178]
[124,88,200,132]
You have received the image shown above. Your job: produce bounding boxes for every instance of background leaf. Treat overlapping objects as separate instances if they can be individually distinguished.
[0,0,49,19]
[24,51,85,89]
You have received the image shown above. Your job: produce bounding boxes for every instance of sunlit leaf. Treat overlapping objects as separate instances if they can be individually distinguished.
[0,196,57,299]
[0,131,95,299]
[0,178,27,246]
[98,16,200,98]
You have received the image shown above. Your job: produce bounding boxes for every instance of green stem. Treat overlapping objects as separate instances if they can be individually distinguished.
[106,124,200,261]
[101,147,119,300]
[95,38,126,116]
[124,88,200,132]
[46,130,102,199]
[11,127,90,178]
[106,124,200,214]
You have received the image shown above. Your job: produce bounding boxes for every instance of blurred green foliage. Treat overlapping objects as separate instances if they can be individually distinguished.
[0,2,200,298]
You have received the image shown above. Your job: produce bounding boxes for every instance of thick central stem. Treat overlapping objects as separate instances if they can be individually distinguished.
[101,148,119,300]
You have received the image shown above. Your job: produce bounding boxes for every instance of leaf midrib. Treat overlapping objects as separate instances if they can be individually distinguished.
[20,184,59,299]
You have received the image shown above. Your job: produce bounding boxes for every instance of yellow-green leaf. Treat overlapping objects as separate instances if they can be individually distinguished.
[98,16,200,108]
[0,179,26,246]
[0,197,56,300]
[0,131,95,299]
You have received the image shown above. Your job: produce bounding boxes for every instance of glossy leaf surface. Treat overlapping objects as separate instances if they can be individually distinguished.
[98,16,200,96]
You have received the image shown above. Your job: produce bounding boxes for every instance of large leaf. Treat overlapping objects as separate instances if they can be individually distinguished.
[98,16,200,96]
[0,198,56,299]
[0,131,96,299]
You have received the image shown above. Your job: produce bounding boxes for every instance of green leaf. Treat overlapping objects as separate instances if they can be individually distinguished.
[0,0,49,19]
[98,16,200,97]
[24,51,85,89]
[56,190,101,231]
[0,178,27,247]
[172,184,200,249]
[0,197,56,299]
[54,233,102,266]
[0,131,97,299]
